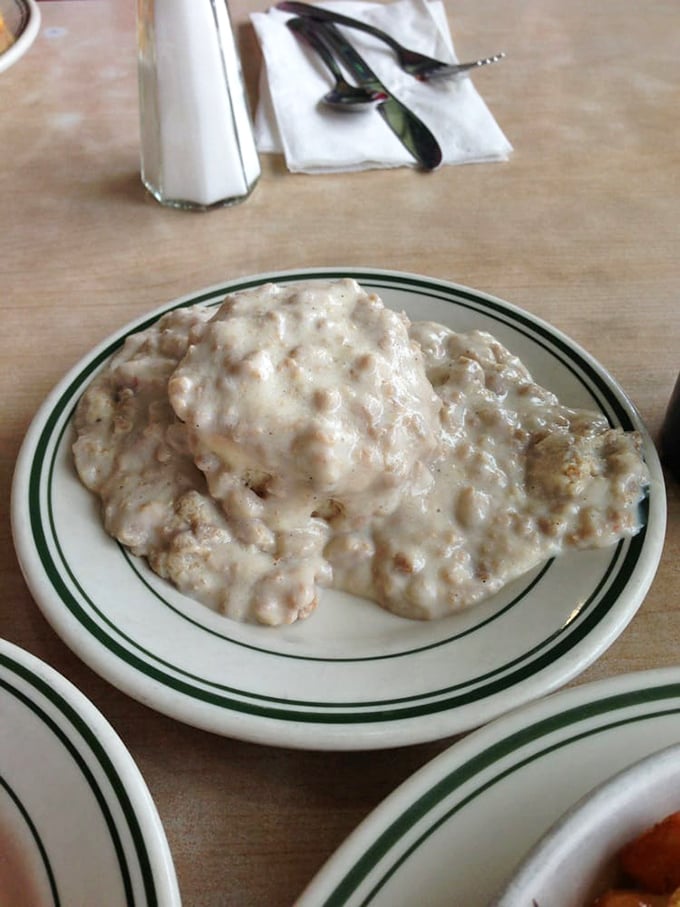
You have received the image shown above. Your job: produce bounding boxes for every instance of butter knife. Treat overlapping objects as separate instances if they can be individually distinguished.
[293,18,442,171]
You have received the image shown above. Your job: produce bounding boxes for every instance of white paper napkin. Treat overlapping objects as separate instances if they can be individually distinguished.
[250,0,512,173]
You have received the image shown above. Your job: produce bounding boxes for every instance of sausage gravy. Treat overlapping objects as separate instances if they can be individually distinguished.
[73,280,648,625]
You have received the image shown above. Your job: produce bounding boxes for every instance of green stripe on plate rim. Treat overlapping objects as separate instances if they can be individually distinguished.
[0,652,160,906]
[26,272,649,721]
[320,680,680,906]
[0,773,59,906]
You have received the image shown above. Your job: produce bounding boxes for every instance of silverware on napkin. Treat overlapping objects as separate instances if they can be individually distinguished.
[288,16,442,170]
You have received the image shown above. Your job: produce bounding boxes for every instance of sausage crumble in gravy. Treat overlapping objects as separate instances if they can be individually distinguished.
[73,279,648,625]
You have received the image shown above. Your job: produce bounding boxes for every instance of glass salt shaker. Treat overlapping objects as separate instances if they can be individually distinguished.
[137,0,261,209]
[660,371,680,482]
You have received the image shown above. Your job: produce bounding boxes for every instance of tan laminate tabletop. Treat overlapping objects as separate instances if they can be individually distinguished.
[2,1,679,904]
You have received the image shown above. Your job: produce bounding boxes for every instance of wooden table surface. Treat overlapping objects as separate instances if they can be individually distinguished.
[2,1,679,904]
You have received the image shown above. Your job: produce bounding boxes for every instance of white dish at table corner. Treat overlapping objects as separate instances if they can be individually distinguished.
[492,740,680,907]
[0,0,40,74]
[0,638,180,907]
[297,669,680,907]
[10,267,667,751]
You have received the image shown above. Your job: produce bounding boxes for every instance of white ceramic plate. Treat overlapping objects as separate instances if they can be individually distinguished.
[0,0,40,74]
[0,639,180,906]
[298,668,680,906]
[11,268,666,749]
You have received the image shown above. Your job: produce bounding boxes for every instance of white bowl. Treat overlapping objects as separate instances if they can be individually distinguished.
[0,0,40,74]
[492,742,680,907]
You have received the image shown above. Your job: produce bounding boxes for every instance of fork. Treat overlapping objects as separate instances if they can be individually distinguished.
[276,1,505,80]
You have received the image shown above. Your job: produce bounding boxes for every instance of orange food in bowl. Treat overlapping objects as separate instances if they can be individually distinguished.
[0,14,16,53]
[620,811,680,893]
[594,812,680,906]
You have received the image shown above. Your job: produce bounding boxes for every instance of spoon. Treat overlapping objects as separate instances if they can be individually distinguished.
[287,16,388,112]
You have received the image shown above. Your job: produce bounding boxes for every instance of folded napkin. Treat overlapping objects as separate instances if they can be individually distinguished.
[250,0,512,173]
